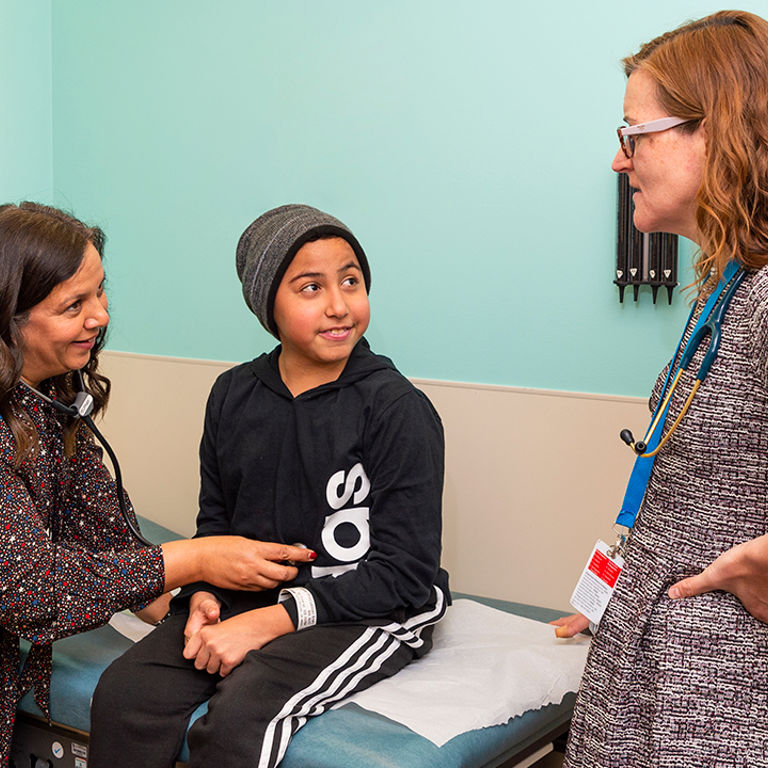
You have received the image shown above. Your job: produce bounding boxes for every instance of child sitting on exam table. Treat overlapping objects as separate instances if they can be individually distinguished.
[88,204,450,768]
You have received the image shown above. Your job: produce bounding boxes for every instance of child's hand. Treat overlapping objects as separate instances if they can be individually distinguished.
[183,591,222,646]
[182,604,294,677]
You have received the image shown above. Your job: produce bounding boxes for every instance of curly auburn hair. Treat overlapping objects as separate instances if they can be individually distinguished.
[624,10,768,286]
[0,202,111,464]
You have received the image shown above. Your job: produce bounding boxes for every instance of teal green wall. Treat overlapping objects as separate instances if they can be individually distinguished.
[1,1,52,202]
[19,2,768,396]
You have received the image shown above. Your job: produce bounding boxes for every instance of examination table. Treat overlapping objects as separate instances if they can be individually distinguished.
[11,518,577,768]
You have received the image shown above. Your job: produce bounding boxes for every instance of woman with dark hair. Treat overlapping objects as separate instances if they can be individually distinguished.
[556,10,768,766]
[0,202,315,762]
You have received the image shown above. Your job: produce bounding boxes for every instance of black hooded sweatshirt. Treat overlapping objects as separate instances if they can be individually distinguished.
[187,339,449,636]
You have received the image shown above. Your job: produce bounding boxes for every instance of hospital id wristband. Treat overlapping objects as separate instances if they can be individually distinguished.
[279,587,317,630]
[569,540,624,625]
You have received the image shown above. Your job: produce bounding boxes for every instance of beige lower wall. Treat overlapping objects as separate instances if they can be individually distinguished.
[99,350,649,611]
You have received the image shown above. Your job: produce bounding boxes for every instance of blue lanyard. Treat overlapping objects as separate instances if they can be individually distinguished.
[615,260,742,529]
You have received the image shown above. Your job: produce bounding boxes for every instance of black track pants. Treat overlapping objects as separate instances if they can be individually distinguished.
[89,614,416,768]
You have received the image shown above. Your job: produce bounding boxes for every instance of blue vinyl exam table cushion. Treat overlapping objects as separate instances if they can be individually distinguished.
[14,518,574,768]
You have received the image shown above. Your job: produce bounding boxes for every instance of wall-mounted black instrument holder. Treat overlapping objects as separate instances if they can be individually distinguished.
[615,173,678,303]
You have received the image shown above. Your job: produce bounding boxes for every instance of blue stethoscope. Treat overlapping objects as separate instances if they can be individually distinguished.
[620,262,746,459]
[613,260,746,534]
[21,371,153,547]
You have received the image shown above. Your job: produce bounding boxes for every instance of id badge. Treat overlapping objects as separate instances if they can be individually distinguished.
[569,539,624,625]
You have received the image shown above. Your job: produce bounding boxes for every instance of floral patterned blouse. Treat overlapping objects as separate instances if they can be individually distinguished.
[0,385,164,764]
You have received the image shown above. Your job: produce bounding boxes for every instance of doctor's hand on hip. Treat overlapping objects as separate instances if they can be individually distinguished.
[669,533,768,624]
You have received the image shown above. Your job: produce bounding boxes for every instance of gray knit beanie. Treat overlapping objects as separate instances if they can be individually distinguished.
[236,204,371,338]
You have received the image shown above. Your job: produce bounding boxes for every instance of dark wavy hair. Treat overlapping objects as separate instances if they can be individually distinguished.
[623,10,768,287]
[0,202,111,464]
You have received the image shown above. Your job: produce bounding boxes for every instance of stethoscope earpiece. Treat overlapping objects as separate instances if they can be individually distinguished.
[619,429,635,447]
[619,429,646,455]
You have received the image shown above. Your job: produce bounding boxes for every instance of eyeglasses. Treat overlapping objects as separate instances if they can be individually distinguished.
[617,116,693,158]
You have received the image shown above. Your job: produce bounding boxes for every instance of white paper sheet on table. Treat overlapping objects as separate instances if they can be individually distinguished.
[337,599,590,747]
[109,610,156,642]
